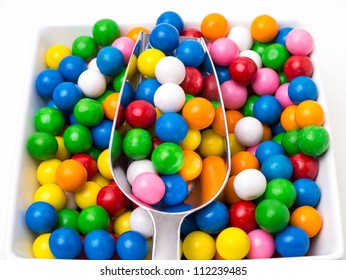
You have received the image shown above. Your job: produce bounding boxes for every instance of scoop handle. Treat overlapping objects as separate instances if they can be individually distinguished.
[149,210,186,260]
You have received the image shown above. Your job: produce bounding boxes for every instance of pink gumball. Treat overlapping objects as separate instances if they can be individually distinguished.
[247,144,259,155]
[111,36,135,64]
[247,229,275,259]
[275,83,294,108]
[210,37,239,66]
[132,172,165,205]
[252,68,280,95]
[221,80,248,109]
[286,28,314,56]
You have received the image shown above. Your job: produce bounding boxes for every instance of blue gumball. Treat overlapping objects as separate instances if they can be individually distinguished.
[58,55,87,83]
[288,76,318,104]
[253,95,282,125]
[293,178,321,207]
[255,140,285,165]
[261,154,293,181]
[215,65,231,85]
[83,229,115,260]
[156,11,184,34]
[275,27,293,45]
[91,119,113,150]
[180,213,199,236]
[270,121,286,136]
[155,112,188,144]
[149,23,180,54]
[275,226,310,257]
[97,46,124,76]
[120,81,134,107]
[35,69,64,99]
[135,78,161,105]
[49,227,83,259]
[53,81,83,112]
[25,201,57,233]
[69,112,79,125]
[195,201,229,234]
[46,99,70,123]
[161,174,188,206]
[116,231,148,260]
[176,39,205,67]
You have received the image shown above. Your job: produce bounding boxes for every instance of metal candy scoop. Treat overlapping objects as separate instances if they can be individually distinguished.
[109,32,231,260]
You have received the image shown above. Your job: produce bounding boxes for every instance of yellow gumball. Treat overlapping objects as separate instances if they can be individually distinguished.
[126,54,138,79]
[32,233,55,259]
[97,149,113,180]
[179,128,201,151]
[198,129,225,157]
[36,159,61,185]
[91,172,111,188]
[45,44,72,69]
[182,231,216,260]
[216,227,250,260]
[137,48,165,78]
[55,136,71,161]
[113,210,132,236]
[34,183,67,211]
[228,133,245,156]
[74,181,101,209]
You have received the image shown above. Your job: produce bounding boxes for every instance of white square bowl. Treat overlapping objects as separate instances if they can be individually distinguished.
[5,20,344,259]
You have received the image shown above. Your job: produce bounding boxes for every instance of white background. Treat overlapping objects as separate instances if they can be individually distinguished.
[0,0,346,269]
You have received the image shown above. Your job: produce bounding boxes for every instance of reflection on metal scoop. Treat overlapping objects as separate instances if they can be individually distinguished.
[109,32,231,260]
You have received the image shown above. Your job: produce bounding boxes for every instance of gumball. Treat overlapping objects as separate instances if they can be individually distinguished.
[176,39,205,67]
[49,227,82,259]
[284,55,314,81]
[281,129,300,155]
[25,201,57,233]
[156,11,184,34]
[246,229,275,259]
[161,173,189,206]
[72,35,98,61]
[234,116,263,147]
[298,125,329,156]
[251,41,270,56]
[34,183,67,211]
[229,56,257,85]
[155,56,186,84]
[97,149,113,180]
[295,100,324,128]
[63,124,93,154]
[182,97,215,130]
[228,26,253,51]
[275,226,310,257]
[233,168,267,201]
[54,136,70,161]
[91,119,113,150]
[200,13,229,41]
[293,178,321,207]
[252,67,280,95]
[211,106,227,136]
[239,49,262,69]
[255,199,290,233]
[36,158,61,185]
[180,66,203,96]
[151,142,184,174]
[210,37,238,66]
[97,183,129,217]
[111,36,135,64]
[78,205,110,235]
[215,65,231,84]
[261,154,293,181]
[290,205,322,238]
[200,74,219,101]
[74,181,101,209]
[255,140,285,165]
[135,78,161,105]
[229,200,257,233]
[83,229,115,260]
[34,107,65,135]
[53,81,83,112]
[113,211,132,235]
[181,28,203,38]
[123,128,152,160]
[74,98,104,127]
[270,121,285,136]
[103,92,120,120]
[178,128,201,151]
[45,44,72,70]
[231,150,259,176]
[253,95,283,125]
[96,46,124,76]
[281,104,300,137]
[33,233,55,259]
[116,231,148,260]
[290,153,319,180]
[154,83,186,113]
[183,231,216,260]
[77,69,107,99]
[125,100,156,129]
[275,83,293,108]
[137,48,166,78]
[216,227,250,260]
[55,159,88,192]
[132,172,166,205]
[288,76,318,103]
[126,26,150,42]
[261,43,290,72]
[56,208,80,232]
[275,27,293,45]
[35,69,64,99]
[26,132,58,160]
[221,80,248,109]
[178,150,202,181]
[126,159,157,185]
[250,14,278,42]
[286,28,314,56]
[198,129,225,157]
[92,18,120,46]
[129,207,154,238]
[58,55,87,83]
[149,23,180,53]
[264,178,296,208]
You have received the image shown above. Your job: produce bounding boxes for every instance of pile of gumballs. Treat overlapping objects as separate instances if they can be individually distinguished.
[24,11,329,260]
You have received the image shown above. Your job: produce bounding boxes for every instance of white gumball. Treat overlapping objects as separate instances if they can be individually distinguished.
[154,83,185,113]
[234,116,263,147]
[130,207,154,238]
[87,58,112,83]
[126,159,157,185]
[228,26,253,52]
[77,69,106,98]
[240,49,262,69]
[155,56,186,84]
[233,169,267,200]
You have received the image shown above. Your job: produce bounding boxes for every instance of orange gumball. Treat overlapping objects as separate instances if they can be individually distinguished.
[126,26,150,42]
[261,125,272,142]
[103,92,120,120]
[225,110,243,134]
[295,100,324,128]
[231,151,259,176]
[290,206,323,238]
[250,15,278,43]
[280,105,299,131]
[223,175,241,205]
[55,159,88,192]
[182,97,215,130]
[212,106,226,137]
[178,150,203,181]
[201,13,229,41]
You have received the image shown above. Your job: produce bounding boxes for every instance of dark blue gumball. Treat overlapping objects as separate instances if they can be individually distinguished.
[135,78,161,105]
[288,76,318,104]
[253,95,282,125]
[215,65,231,85]
[58,55,87,83]
[180,213,199,236]
[275,27,293,46]
[35,69,64,99]
[149,23,180,53]
[91,119,113,150]
[120,81,134,107]
[293,178,321,207]
[261,154,293,181]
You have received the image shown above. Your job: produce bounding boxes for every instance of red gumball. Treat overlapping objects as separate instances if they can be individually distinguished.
[152,136,163,151]
[96,184,130,217]
[289,153,319,180]
[200,73,219,101]
[181,28,203,38]
[229,200,257,233]
[115,104,125,128]
[229,56,257,85]
[283,55,314,81]
[180,66,204,96]
[125,100,156,129]
[71,153,98,180]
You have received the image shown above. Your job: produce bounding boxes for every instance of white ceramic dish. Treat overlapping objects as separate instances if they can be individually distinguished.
[5,19,344,259]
